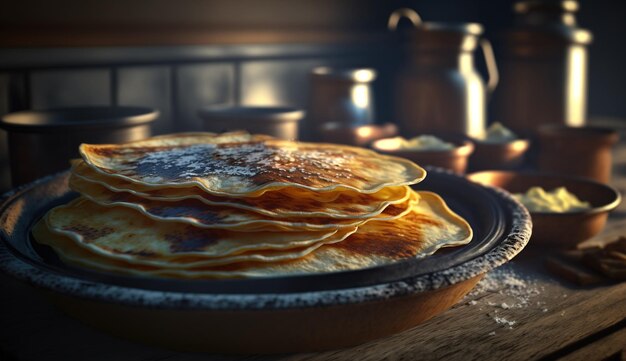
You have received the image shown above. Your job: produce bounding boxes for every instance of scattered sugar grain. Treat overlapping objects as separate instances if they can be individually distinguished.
[467,265,544,309]
[465,265,548,331]
[493,316,516,329]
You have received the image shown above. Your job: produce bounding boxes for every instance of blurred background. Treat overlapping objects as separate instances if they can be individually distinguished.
[1,0,625,191]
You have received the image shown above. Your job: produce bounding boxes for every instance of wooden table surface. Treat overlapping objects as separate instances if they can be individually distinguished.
[2,129,626,361]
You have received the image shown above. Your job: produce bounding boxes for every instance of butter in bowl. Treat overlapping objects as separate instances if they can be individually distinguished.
[467,171,621,249]
[372,134,474,174]
[469,122,530,171]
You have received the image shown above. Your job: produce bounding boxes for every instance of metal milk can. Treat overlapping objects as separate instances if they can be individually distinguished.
[491,0,593,136]
[389,8,498,138]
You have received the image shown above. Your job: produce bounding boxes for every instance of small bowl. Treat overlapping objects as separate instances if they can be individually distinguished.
[537,125,619,183]
[198,105,304,140]
[372,135,474,174]
[466,171,621,249]
[469,138,530,171]
[318,123,398,146]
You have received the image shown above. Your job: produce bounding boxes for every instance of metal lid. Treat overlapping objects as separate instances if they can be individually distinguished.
[501,26,592,47]
[514,0,579,15]
[0,106,159,133]
[506,0,592,45]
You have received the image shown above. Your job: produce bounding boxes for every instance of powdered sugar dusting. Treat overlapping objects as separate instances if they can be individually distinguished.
[137,143,255,179]
[467,265,544,308]
[133,142,355,184]
[493,316,516,329]
[465,264,547,330]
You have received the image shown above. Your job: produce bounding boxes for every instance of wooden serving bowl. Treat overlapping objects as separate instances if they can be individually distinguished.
[0,170,531,353]
[372,136,474,174]
[467,171,621,249]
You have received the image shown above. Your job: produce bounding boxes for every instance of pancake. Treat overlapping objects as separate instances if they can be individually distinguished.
[35,218,359,270]
[34,191,471,278]
[71,160,412,219]
[78,132,426,196]
[32,131,474,280]
[68,174,418,231]
[43,191,416,266]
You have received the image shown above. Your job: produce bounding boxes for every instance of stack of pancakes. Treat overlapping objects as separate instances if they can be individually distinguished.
[33,132,472,278]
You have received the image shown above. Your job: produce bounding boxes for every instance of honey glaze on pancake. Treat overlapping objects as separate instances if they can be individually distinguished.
[79,133,426,195]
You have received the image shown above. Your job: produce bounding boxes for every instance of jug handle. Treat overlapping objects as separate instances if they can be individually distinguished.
[479,39,499,94]
[388,8,422,30]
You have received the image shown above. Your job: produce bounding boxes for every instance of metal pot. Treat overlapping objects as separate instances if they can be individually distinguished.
[0,106,158,186]
[198,106,304,140]
[492,0,593,136]
[304,67,377,141]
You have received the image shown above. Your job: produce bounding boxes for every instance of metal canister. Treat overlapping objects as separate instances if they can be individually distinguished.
[0,107,157,186]
[304,67,377,141]
[198,105,304,140]
[389,8,498,138]
[491,0,593,136]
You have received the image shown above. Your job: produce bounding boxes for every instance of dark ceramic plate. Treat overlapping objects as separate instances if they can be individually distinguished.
[0,168,531,353]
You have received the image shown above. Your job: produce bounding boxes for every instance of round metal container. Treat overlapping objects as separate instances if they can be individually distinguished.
[305,67,377,141]
[388,8,498,139]
[0,106,158,186]
[198,106,304,140]
[492,0,593,136]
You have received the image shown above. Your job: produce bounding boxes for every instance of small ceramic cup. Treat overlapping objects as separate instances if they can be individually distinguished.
[537,125,619,183]
[372,134,474,174]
